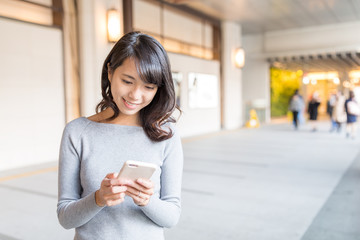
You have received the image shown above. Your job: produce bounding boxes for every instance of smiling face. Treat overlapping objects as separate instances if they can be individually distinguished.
[108,58,158,124]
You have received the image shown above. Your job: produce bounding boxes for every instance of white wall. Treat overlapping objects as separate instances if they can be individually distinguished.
[168,53,221,137]
[221,21,243,129]
[0,18,65,171]
[264,20,360,56]
[242,58,270,123]
[242,34,271,123]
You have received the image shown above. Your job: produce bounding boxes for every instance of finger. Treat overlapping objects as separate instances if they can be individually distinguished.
[126,187,144,197]
[126,186,153,196]
[107,198,125,206]
[102,173,121,187]
[126,191,149,206]
[102,178,113,187]
[102,185,126,196]
[109,186,127,194]
[126,191,148,202]
[105,173,118,179]
[126,191,144,200]
[127,180,152,193]
[110,178,131,186]
[136,178,154,188]
[104,192,126,202]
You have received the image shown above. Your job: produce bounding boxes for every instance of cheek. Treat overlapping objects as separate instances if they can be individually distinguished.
[147,91,157,103]
[142,92,157,107]
[110,85,122,98]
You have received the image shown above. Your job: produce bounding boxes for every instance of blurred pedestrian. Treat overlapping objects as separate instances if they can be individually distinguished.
[308,92,321,132]
[327,93,337,131]
[332,91,346,133]
[289,89,304,130]
[344,90,359,139]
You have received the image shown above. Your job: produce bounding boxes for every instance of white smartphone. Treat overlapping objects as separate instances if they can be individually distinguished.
[118,160,157,181]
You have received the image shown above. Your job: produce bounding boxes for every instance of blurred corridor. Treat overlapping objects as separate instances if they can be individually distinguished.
[1,1,360,239]
[0,120,359,240]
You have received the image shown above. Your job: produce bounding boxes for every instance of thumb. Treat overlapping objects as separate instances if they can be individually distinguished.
[105,172,119,179]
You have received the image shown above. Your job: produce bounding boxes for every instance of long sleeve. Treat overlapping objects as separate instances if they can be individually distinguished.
[57,121,104,229]
[56,118,183,238]
[140,128,184,228]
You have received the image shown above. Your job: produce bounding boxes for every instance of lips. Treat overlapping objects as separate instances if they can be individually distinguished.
[123,98,139,109]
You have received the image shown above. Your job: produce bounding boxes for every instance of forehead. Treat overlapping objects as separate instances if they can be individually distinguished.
[114,58,156,85]
[115,58,138,75]
[113,55,163,86]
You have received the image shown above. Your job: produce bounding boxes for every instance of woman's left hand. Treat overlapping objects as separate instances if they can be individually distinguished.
[125,178,154,206]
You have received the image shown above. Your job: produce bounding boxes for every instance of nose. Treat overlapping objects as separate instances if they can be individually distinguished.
[128,86,142,100]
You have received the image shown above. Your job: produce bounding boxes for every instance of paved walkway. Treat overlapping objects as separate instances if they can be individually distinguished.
[0,121,359,240]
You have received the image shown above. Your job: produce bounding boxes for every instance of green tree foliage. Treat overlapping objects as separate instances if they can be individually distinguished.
[271,68,302,117]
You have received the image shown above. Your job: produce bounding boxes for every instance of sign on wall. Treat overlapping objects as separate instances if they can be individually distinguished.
[172,71,182,107]
[188,72,218,109]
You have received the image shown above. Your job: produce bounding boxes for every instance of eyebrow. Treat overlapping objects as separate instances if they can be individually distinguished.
[122,74,136,80]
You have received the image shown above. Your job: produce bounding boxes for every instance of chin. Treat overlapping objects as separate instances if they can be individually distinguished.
[118,106,139,115]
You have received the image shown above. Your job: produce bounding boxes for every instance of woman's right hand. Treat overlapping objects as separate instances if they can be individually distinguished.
[95,173,128,207]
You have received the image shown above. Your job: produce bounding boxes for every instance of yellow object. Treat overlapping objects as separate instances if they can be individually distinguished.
[246,109,260,128]
[287,111,293,122]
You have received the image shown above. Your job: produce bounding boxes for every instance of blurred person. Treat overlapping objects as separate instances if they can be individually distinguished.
[57,32,183,239]
[289,89,304,130]
[327,93,337,132]
[308,92,321,132]
[332,91,346,132]
[344,90,359,139]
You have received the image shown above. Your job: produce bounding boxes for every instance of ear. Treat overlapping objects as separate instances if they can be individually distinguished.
[107,63,112,83]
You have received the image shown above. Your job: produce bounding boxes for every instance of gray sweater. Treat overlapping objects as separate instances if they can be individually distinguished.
[57,117,183,240]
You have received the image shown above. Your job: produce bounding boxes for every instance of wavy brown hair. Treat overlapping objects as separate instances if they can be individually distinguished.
[96,31,180,142]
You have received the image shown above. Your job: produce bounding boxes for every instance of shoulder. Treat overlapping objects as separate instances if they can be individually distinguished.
[65,117,89,130]
[162,123,183,159]
[162,122,179,137]
[60,117,92,151]
[160,122,181,145]
[63,117,91,138]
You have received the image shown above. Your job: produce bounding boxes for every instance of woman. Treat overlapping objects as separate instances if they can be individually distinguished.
[345,90,359,138]
[308,92,321,132]
[289,89,304,130]
[332,91,346,133]
[57,32,183,239]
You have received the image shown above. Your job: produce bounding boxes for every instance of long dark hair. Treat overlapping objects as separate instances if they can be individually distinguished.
[96,31,179,142]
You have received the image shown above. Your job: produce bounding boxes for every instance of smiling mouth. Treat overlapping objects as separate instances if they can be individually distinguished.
[125,99,137,106]
[123,98,140,108]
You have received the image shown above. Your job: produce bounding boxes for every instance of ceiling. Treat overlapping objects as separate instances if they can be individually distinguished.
[166,0,360,34]
[163,0,360,73]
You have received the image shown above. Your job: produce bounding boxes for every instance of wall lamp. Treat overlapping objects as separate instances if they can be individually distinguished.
[234,47,245,69]
[107,9,121,43]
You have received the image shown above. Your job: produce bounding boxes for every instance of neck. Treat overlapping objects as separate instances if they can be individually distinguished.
[103,108,141,126]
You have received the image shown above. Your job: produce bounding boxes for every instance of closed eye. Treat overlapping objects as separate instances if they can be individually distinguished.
[122,79,133,84]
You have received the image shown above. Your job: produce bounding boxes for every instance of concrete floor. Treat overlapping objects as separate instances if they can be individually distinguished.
[0,121,359,240]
